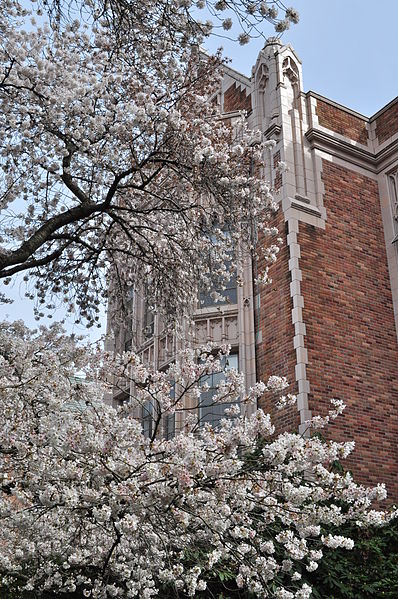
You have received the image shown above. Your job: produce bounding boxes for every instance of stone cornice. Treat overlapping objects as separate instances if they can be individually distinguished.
[264,122,282,139]
[305,127,398,174]
[219,110,250,120]
[290,195,323,218]
[193,303,238,319]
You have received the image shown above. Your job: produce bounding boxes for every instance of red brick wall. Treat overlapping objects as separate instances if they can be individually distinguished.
[255,210,299,432]
[374,99,398,144]
[223,82,252,113]
[299,160,398,498]
[316,99,368,145]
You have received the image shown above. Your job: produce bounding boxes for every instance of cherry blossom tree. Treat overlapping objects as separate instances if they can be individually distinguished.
[0,321,392,598]
[2,4,393,599]
[0,0,298,326]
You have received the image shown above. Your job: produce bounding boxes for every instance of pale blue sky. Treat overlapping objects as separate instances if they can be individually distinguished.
[1,0,397,337]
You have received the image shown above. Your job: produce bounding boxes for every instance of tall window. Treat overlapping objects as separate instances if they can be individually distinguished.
[124,286,134,351]
[164,413,175,440]
[142,381,176,441]
[164,381,176,440]
[199,354,239,428]
[142,297,155,339]
[198,230,238,308]
[142,400,153,439]
[388,170,398,244]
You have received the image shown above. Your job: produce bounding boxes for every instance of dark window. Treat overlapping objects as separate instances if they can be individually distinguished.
[165,413,176,440]
[198,230,237,307]
[142,400,153,438]
[142,297,155,339]
[199,354,239,428]
[122,286,134,351]
[164,381,176,440]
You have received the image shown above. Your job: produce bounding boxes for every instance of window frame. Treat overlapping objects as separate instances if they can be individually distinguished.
[388,170,398,244]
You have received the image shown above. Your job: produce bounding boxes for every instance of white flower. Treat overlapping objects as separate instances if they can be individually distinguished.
[222,18,233,31]
[286,8,300,24]
[238,33,250,46]
[321,535,355,550]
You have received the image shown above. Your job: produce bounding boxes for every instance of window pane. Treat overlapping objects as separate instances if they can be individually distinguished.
[165,381,176,439]
[198,229,237,308]
[165,413,176,440]
[199,354,239,428]
[199,269,237,308]
[142,298,155,339]
[142,400,153,438]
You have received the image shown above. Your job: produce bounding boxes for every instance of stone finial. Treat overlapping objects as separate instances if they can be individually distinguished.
[264,36,282,47]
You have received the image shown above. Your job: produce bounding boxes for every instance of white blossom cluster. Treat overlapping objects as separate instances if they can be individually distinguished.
[0,321,393,598]
[201,1,299,41]
[0,0,295,327]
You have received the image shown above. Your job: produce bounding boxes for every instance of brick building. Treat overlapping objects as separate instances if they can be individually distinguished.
[108,39,398,498]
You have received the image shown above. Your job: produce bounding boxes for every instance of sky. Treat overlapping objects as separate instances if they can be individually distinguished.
[1,0,398,339]
[205,0,398,117]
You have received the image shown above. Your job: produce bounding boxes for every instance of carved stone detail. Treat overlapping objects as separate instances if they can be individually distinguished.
[282,56,299,84]
[256,63,269,92]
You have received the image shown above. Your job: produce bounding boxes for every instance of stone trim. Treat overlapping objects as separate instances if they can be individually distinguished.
[219,110,248,120]
[264,122,282,139]
[282,195,326,229]
[306,127,398,174]
[378,167,398,340]
[193,303,238,318]
[222,63,251,88]
[286,217,311,435]
[237,253,258,418]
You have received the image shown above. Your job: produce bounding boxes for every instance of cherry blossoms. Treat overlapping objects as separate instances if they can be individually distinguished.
[0,0,298,325]
[0,322,392,598]
[1,3,393,598]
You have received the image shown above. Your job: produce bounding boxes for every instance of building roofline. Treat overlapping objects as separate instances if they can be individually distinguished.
[222,63,251,87]
[305,91,369,121]
[220,51,398,123]
[303,90,398,123]
[370,95,398,121]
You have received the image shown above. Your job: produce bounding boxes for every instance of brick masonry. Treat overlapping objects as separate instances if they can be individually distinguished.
[223,82,252,113]
[298,160,398,497]
[228,64,398,499]
[316,98,368,145]
[255,210,299,432]
[374,101,398,144]
[229,55,398,499]
[116,45,398,503]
